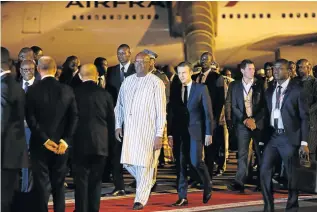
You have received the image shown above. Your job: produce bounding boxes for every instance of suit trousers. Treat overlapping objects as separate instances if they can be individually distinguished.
[74,155,107,212]
[111,140,125,190]
[178,132,212,199]
[31,150,68,212]
[260,133,299,212]
[234,124,262,185]
[1,169,19,212]
[21,127,33,192]
[205,125,225,179]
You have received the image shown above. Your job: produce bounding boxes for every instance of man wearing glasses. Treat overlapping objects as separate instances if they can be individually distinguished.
[20,59,39,193]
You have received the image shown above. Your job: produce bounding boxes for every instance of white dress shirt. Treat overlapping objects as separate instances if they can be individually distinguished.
[196,69,211,84]
[23,77,35,90]
[182,80,193,102]
[41,75,55,80]
[120,61,131,74]
[268,76,274,82]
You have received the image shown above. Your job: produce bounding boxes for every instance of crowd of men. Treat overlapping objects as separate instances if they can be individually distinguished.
[1,43,317,212]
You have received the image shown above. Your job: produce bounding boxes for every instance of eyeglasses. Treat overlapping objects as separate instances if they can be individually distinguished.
[21,68,35,72]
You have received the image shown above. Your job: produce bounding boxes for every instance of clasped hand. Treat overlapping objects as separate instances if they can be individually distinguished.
[244,118,256,131]
[44,140,68,154]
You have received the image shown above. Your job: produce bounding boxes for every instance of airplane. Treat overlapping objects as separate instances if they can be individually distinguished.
[1,1,317,68]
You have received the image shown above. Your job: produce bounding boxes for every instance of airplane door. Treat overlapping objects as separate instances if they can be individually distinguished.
[22,3,42,33]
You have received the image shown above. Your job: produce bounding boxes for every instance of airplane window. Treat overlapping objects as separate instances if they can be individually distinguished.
[140,15,144,20]
[297,13,301,18]
[154,14,159,20]
[95,15,99,20]
[110,15,114,20]
[147,15,151,19]
[267,13,271,18]
[259,13,263,18]
[102,15,106,20]
[244,14,248,18]
[289,13,293,18]
[237,14,241,19]
[229,14,233,19]
[222,14,226,19]
[87,15,91,20]
[313,13,316,18]
[72,15,76,20]
[125,15,129,20]
[282,13,286,18]
[80,15,84,20]
[304,13,308,18]
[252,14,256,19]
[117,15,122,20]
[132,15,136,20]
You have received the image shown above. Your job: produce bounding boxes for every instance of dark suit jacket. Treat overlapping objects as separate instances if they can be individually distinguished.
[192,71,225,125]
[265,79,309,146]
[106,63,135,104]
[168,81,214,141]
[73,81,115,159]
[225,78,266,130]
[25,77,79,154]
[1,73,28,169]
[59,71,82,89]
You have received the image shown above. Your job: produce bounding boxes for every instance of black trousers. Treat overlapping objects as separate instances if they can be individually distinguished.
[234,124,262,185]
[1,168,19,212]
[31,150,68,212]
[177,131,212,199]
[205,125,225,180]
[74,155,107,212]
[260,133,299,212]
[110,139,124,190]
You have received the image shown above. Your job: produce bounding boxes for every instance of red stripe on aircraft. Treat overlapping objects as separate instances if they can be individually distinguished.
[225,1,239,7]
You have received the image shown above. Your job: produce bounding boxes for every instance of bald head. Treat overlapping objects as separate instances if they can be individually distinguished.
[80,64,98,82]
[37,56,56,77]
[135,52,151,76]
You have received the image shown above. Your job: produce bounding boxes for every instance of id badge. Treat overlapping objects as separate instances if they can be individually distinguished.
[273,109,281,119]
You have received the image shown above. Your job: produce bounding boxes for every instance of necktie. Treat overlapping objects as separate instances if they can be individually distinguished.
[183,86,188,105]
[120,66,125,82]
[97,76,102,86]
[274,85,282,129]
[198,73,204,84]
[24,82,29,93]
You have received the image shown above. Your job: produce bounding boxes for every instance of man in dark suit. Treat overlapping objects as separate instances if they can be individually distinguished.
[168,61,213,206]
[193,52,226,179]
[105,44,136,196]
[73,64,115,212]
[225,59,266,192]
[1,47,28,212]
[25,56,78,212]
[260,59,309,212]
[19,59,39,192]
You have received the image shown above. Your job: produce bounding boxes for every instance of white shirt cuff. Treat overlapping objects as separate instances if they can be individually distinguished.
[43,139,50,145]
[60,139,68,148]
[301,141,308,146]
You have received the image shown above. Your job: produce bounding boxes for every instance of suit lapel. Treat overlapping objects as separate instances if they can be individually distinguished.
[267,85,274,113]
[280,81,293,110]
[126,63,135,77]
[187,82,196,107]
[238,81,244,110]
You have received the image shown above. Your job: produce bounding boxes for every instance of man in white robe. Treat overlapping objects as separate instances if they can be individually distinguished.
[114,52,166,210]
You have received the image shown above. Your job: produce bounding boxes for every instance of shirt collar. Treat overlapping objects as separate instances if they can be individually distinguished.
[183,80,193,88]
[269,76,274,82]
[201,69,211,76]
[83,79,96,83]
[73,69,79,77]
[0,70,11,77]
[120,61,131,72]
[23,77,35,85]
[276,77,291,90]
[41,75,55,80]
[242,78,254,86]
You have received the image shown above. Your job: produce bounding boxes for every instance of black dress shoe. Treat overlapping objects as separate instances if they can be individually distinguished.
[203,192,212,204]
[227,182,245,193]
[172,199,188,206]
[133,202,144,210]
[215,169,224,176]
[109,189,126,196]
